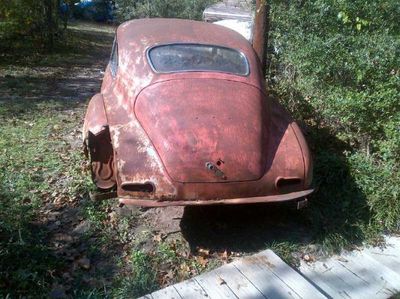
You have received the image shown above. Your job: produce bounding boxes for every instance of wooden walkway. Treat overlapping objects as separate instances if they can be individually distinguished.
[140,236,400,299]
[299,235,400,299]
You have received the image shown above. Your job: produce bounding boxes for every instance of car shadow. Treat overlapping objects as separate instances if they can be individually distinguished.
[180,203,311,253]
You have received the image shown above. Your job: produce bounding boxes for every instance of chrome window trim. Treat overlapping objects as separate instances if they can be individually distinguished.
[110,37,118,78]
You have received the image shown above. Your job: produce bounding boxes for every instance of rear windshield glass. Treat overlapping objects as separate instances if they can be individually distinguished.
[148,44,249,76]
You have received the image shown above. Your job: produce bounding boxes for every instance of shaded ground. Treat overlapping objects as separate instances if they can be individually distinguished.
[0,21,374,298]
[0,23,113,101]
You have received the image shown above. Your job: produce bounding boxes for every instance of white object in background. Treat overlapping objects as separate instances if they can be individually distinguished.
[214,19,253,42]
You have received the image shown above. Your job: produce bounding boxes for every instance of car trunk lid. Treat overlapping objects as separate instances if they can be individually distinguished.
[135,78,268,183]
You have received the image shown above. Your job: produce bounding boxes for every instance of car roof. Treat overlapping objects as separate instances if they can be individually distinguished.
[113,18,264,93]
[116,18,253,53]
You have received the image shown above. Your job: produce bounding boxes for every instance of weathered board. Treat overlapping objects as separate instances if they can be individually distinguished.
[198,262,264,298]
[140,235,400,299]
[232,255,302,299]
[299,235,400,299]
[148,285,181,299]
[173,278,208,299]
[141,249,326,299]
[363,236,400,276]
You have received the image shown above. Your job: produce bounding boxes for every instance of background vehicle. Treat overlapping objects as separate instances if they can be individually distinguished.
[73,0,115,22]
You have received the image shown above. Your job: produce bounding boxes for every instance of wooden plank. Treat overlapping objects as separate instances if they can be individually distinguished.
[337,252,400,296]
[363,250,400,275]
[309,256,387,298]
[173,278,209,299]
[316,259,379,298]
[363,237,400,276]
[233,255,302,299]
[141,237,400,299]
[214,262,266,298]
[194,266,238,299]
[300,252,399,299]
[299,237,400,299]
[256,250,327,299]
[299,260,351,299]
[150,285,182,299]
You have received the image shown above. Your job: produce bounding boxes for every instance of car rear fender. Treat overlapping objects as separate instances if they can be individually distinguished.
[290,122,313,188]
[83,93,116,190]
[83,93,109,140]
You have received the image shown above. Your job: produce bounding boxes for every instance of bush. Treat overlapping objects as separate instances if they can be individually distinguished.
[268,0,400,243]
[0,0,63,52]
[115,0,217,22]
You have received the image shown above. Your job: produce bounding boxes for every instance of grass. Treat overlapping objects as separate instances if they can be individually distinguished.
[114,240,217,298]
[0,18,398,298]
[0,99,90,296]
[0,22,120,297]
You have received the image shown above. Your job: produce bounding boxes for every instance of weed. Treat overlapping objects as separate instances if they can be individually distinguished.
[0,99,87,296]
[0,26,113,293]
[114,250,159,298]
[112,239,208,298]
[267,242,301,267]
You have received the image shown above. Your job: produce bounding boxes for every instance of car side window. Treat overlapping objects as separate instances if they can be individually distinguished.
[110,38,118,78]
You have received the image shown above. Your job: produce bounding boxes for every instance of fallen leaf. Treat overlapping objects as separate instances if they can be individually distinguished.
[180,263,191,273]
[162,270,174,284]
[196,256,208,267]
[198,248,210,257]
[153,233,162,243]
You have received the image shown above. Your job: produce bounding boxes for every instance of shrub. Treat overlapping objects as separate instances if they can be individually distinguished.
[0,0,62,51]
[268,0,400,244]
[115,0,217,22]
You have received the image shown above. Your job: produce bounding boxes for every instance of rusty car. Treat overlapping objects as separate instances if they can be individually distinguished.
[83,18,313,208]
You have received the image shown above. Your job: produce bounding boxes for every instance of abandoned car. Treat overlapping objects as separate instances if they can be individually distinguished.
[83,18,313,207]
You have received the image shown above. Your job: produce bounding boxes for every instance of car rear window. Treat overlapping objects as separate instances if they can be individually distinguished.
[147,44,249,76]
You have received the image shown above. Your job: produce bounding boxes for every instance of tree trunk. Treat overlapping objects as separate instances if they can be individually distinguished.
[253,0,269,77]
[44,0,56,51]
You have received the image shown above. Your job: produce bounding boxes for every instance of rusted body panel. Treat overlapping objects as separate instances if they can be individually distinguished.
[135,78,268,183]
[83,94,116,189]
[83,18,313,206]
